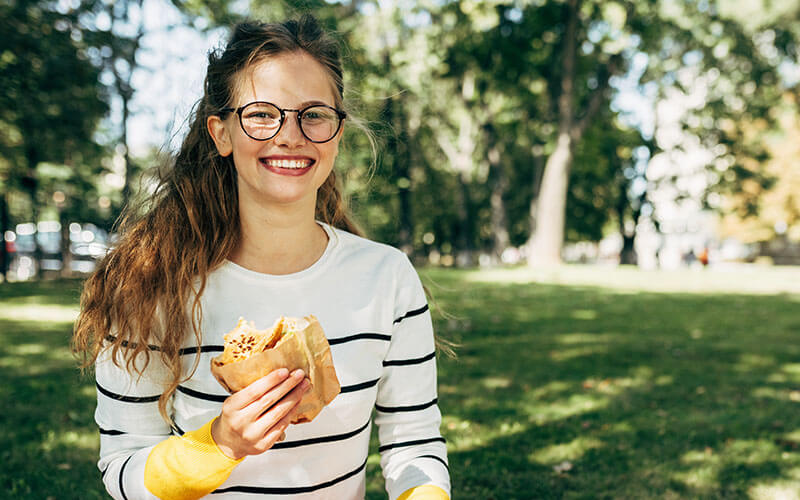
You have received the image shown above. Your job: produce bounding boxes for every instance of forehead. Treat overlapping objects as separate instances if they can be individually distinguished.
[233,51,338,107]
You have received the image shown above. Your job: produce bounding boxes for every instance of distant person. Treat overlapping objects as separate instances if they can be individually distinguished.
[683,249,696,267]
[698,247,709,267]
[72,15,449,500]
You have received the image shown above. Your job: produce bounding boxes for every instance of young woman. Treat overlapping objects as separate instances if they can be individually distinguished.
[73,15,450,500]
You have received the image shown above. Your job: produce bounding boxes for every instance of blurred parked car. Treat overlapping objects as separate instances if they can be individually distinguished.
[6,222,110,280]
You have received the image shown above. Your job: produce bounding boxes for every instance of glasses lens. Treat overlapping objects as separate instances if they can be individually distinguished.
[300,106,341,142]
[241,102,282,139]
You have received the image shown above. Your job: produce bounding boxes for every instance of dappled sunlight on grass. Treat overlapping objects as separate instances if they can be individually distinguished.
[736,353,777,371]
[41,429,99,453]
[556,332,617,344]
[528,436,605,465]
[548,344,608,361]
[458,264,800,295]
[569,309,598,320]
[6,270,800,498]
[523,393,610,425]
[0,302,79,323]
[480,376,512,389]
[749,482,800,500]
[442,415,528,453]
[674,439,795,493]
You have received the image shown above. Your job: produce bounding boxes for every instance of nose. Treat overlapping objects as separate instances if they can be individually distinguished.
[274,111,305,147]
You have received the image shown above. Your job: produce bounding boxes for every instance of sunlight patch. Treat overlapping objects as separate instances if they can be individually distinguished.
[529,437,604,465]
[40,429,99,453]
[0,304,79,323]
[748,481,800,500]
[481,376,512,389]
[735,354,775,371]
[525,393,610,425]
[557,333,616,345]
[549,345,608,362]
[570,310,597,320]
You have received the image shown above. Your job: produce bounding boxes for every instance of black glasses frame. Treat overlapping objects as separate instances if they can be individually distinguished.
[219,101,347,144]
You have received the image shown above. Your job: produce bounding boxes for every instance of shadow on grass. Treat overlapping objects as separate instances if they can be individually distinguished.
[4,277,800,499]
[422,277,800,499]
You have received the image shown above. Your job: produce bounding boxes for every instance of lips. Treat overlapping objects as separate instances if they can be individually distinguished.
[260,156,315,176]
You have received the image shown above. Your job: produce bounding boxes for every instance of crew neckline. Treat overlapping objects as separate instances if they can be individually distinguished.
[221,221,338,282]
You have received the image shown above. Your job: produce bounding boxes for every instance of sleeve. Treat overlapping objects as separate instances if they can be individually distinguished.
[94,346,240,499]
[375,255,451,500]
[144,417,243,500]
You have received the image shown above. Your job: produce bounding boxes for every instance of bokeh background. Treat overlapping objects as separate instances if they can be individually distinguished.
[2,0,800,499]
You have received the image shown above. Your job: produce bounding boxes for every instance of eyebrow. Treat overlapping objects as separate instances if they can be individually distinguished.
[297,99,333,108]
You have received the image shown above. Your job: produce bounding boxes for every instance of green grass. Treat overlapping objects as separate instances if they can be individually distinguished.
[3,266,800,499]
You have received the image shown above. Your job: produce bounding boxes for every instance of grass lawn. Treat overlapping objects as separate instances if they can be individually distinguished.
[2,265,800,499]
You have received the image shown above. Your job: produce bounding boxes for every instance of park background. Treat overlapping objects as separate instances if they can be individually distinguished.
[2,0,800,498]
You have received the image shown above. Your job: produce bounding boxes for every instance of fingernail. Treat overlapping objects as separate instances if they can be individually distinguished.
[277,368,289,378]
[292,369,305,378]
[301,379,311,389]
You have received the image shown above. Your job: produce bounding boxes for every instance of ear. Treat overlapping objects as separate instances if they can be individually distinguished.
[207,115,233,157]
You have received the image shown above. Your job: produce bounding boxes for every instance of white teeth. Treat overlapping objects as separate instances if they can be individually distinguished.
[263,159,312,169]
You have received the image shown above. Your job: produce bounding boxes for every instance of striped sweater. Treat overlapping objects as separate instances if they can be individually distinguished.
[94,223,451,499]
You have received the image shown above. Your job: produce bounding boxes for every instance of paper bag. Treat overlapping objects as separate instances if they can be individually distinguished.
[210,315,340,423]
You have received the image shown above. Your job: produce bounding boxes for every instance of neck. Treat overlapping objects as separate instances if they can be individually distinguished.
[229,199,329,275]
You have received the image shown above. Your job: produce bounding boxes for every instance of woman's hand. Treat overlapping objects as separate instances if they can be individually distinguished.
[211,368,310,460]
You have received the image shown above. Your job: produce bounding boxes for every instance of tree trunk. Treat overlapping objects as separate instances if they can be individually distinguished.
[528,0,616,267]
[395,105,414,257]
[530,133,574,265]
[454,171,473,267]
[381,91,414,257]
[528,0,579,267]
[59,207,72,278]
[22,149,41,278]
[527,146,546,243]
[0,193,9,281]
[486,129,510,262]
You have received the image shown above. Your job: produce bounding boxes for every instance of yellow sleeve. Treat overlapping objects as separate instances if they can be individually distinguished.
[144,417,243,500]
[396,484,450,500]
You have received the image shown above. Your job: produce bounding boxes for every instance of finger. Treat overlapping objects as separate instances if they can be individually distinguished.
[255,396,307,451]
[227,368,290,411]
[255,378,311,432]
[245,369,306,419]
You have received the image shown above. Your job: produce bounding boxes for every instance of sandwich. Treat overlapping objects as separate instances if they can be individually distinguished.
[210,315,340,424]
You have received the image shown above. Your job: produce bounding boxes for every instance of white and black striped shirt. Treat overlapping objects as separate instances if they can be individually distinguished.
[94,223,450,499]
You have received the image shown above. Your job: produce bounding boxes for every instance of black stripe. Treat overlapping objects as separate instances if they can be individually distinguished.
[172,422,186,436]
[383,351,435,367]
[213,456,367,495]
[99,427,126,436]
[328,333,391,345]
[418,454,450,471]
[177,385,227,402]
[393,304,429,324]
[376,397,438,413]
[103,335,223,356]
[179,345,224,355]
[101,466,108,479]
[378,436,446,453]
[272,420,370,449]
[96,382,160,403]
[119,455,133,500]
[340,378,380,393]
[105,334,160,351]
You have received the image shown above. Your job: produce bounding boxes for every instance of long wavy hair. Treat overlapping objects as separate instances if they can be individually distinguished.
[72,15,367,424]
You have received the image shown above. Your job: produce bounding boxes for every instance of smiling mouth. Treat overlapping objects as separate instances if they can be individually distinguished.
[260,158,314,169]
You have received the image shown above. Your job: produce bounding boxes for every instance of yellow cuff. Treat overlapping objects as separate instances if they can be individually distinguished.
[397,484,450,500]
[144,417,243,500]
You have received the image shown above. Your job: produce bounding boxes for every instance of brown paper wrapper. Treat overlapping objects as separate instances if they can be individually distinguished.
[210,315,340,424]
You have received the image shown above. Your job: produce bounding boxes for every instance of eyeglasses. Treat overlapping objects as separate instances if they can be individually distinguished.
[219,101,346,143]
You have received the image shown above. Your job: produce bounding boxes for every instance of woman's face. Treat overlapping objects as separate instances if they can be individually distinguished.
[208,51,343,214]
